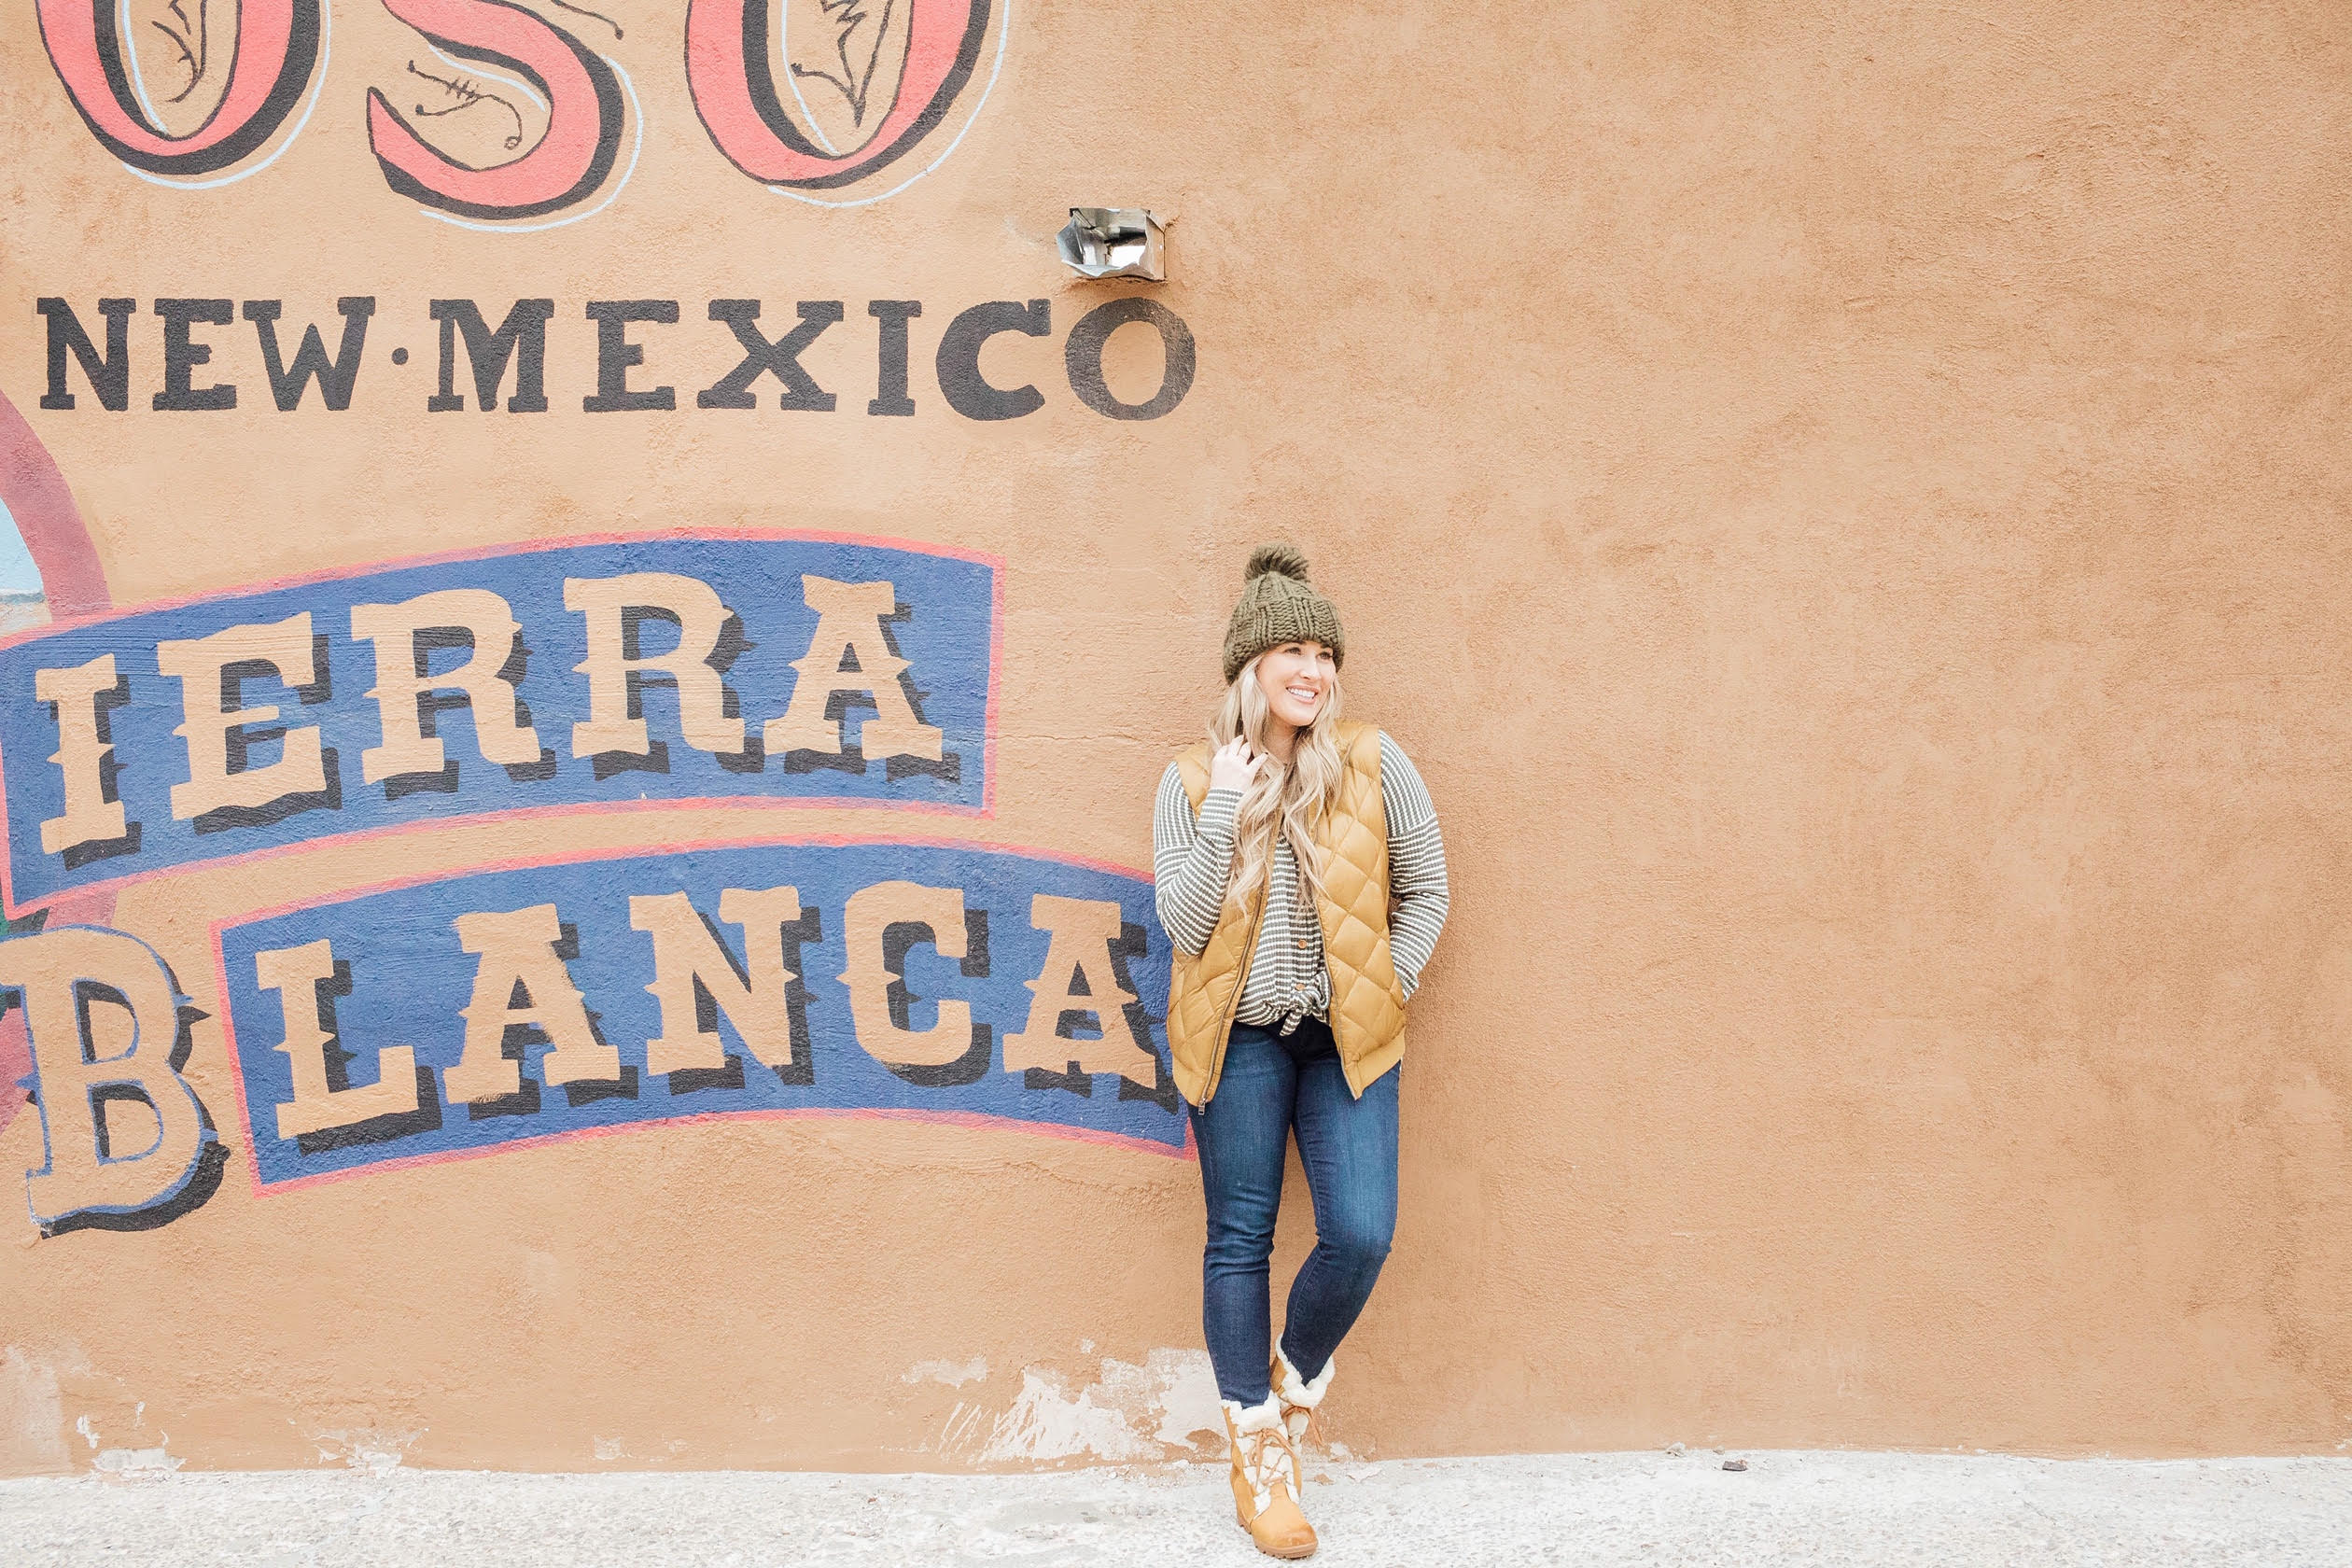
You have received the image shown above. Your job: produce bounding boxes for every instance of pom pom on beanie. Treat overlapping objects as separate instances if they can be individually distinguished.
[1244,543,1312,584]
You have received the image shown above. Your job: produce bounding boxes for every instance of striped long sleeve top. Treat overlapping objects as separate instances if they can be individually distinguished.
[1153,731,1449,1032]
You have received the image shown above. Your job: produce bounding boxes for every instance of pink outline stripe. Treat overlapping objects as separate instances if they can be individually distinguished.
[211,831,1195,1194]
[0,393,112,1139]
[0,389,109,617]
[0,528,1003,917]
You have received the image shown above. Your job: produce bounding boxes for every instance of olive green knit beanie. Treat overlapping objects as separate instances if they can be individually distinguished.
[1223,543,1345,684]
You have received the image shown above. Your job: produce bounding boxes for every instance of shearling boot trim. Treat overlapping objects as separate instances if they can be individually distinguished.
[1271,1346,1334,1409]
[1225,1392,1286,1435]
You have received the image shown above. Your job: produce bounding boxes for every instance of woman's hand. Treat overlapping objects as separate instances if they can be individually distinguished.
[1207,736,1266,794]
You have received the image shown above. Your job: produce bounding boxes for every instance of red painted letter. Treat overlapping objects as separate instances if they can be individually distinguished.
[369,0,625,221]
[35,0,321,178]
[685,0,992,191]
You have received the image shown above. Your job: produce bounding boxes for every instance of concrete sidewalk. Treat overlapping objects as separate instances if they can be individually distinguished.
[5,1451,2347,1566]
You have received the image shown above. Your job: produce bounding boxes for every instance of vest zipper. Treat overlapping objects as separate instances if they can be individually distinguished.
[1201,891,1267,1105]
[1319,896,1351,1090]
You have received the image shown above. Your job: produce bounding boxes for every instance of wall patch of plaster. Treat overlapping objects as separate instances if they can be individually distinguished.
[975,1349,1222,1463]
[980,1369,1154,1463]
[0,1348,67,1472]
[1143,1349,1225,1451]
[92,1441,181,1476]
[903,1356,988,1388]
[312,1427,422,1475]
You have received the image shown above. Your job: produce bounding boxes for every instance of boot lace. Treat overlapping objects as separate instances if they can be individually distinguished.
[1236,1422,1298,1512]
[1286,1402,1325,1452]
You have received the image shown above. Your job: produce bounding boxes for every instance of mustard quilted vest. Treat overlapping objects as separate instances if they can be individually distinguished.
[1166,719,1408,1106]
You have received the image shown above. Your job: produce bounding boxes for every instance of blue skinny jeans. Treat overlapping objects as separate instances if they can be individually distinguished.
[1191,1016,1400,1407]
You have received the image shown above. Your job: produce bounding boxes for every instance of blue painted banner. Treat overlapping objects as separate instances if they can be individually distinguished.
[214,839,1184,1188]
[0,534,997,910]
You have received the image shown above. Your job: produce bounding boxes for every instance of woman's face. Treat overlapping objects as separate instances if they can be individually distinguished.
[1254,641,1337,730]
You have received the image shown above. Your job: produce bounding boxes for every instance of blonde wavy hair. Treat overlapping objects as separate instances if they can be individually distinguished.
[1211,653,1347,913]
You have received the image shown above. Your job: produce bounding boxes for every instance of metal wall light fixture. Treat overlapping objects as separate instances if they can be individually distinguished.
[1056,208,1168,282]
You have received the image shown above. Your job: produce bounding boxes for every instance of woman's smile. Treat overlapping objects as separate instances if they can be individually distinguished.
[1256,641,1336,730]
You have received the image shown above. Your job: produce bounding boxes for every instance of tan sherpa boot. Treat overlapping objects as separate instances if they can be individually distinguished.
[1271,1346,1335,1451]
[1224,1393,1317,1559]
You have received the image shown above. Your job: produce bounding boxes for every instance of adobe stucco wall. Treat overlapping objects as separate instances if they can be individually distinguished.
[2,0,2348,1475]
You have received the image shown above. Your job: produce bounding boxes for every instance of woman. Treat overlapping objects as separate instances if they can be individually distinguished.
[1153,544,1449,1559]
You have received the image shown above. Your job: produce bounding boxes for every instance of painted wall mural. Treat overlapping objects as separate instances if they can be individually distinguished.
[0,0,1281,1478]
[368,0,637,228]
[0,392,116,1182]
[0,534,999,909]
[31,293,1196,422]
[2,923,219,1236]
[212,839,1181,1194]
[686,0,1006,205]
[0,526,1062,1235]
[35,0,327,184]
[7,836,1177,1233]
[36,0,1009,215]
[1,0,1195,1262]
